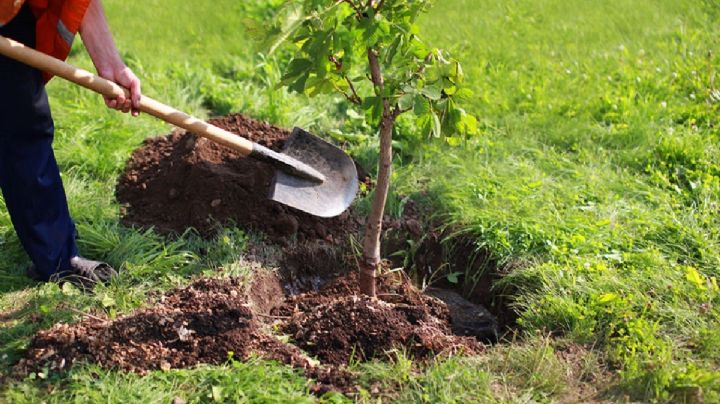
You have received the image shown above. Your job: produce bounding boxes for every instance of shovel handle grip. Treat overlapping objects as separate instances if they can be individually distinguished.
[0,34,254,157]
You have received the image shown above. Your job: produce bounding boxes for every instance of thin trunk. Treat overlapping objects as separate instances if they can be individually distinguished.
[359,115,394,296]
[359,48,395,297]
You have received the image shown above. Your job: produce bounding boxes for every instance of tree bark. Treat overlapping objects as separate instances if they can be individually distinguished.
[359,48,395,297]
[359,114,394,296]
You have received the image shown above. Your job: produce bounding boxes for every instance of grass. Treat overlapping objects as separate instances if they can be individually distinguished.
[1,0,719,402]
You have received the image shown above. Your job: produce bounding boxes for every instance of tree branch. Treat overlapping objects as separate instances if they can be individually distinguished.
[336,85,362,105]
[393,105,410,116]
[345,76,362,105]
[342,0,363,18]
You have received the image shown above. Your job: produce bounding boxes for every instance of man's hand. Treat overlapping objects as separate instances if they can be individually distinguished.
[79,0,141,116]
[98,65,141,116]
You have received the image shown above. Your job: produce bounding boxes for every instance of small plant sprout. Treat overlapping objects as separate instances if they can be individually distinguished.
[274,0,477,296]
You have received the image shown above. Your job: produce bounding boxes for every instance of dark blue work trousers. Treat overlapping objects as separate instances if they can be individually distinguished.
[0,6,78,280]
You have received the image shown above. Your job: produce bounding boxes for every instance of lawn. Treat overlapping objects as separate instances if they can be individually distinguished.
[1,0,719,402]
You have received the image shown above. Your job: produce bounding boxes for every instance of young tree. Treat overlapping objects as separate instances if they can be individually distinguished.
[275,0,477,296]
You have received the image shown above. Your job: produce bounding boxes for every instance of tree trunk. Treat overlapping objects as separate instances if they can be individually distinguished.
[359,47,396,297]
[359,113,395,296]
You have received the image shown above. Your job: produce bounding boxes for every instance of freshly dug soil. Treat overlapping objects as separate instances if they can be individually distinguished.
[16,278,306,373]
[16,272,481,395]
[15,277,352,394]
[278,273,480,366]
[116,114,362,240]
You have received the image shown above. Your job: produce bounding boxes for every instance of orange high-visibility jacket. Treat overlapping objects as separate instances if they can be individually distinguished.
[1,0,91,81]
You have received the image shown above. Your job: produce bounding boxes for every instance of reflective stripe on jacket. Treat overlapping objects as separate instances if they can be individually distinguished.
[1,0,91,81]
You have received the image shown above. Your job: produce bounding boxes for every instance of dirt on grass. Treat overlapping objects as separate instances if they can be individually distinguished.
[116,113,364,241]
[16,272,482,395]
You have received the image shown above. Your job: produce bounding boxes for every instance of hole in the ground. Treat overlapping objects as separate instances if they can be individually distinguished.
[244,224,512,346]
[382,221,519,339]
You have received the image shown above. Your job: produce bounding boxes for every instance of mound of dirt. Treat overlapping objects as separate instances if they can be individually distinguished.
[15,277,354,394]
[16,273,482,395]
[279,273,480,365]
[116,114,363,240]
[16,278,305,373]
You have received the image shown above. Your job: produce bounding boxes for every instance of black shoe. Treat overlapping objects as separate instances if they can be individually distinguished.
[27,257,117,287]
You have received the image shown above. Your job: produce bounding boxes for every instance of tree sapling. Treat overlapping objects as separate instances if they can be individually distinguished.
[275,0,477,296]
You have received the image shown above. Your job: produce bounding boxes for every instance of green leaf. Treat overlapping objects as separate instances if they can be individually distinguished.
[413,96,430,115]
[288,72,309,93]
[459,110,478,135]
[686,266,706,290]
[420,82,443,100]
[454,87,474,101]
[363,96,383,124]
[447,272,461,284]
[385,35,403,64]
[281,58,312,81]
[101,294,116,308]
[445,136,463,147]
[211,385,224,402]
[398,93,414,111]
[453,61,465,83]
[61,281,79,296]
[431,110,442,137]
[409,37,430,58]
[416,113,433,137]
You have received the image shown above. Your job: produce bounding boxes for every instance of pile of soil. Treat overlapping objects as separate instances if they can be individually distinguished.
[15,277,351,394]
[279,274,480,365]
[16,278,306,373]
[116,114,364,240]
[16,273,482,395]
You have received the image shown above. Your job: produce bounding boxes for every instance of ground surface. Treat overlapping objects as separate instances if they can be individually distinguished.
[1,0,719,402]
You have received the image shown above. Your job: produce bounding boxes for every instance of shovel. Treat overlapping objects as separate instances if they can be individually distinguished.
[0,35,358,218]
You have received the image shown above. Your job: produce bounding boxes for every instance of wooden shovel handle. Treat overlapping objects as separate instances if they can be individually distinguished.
[0,34,254,156]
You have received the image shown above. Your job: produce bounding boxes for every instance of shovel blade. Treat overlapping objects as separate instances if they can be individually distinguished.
[270,128,359,218]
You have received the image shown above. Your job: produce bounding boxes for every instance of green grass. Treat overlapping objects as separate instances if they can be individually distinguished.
[2,0,720,402]
[401,0,720,401]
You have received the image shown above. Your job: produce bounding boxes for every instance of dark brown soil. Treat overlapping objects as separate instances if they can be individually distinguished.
[15,277,352,394]
[16,278,300,373]
[116,114,362,240]
[16,272,481,396]
[278,272,480,366]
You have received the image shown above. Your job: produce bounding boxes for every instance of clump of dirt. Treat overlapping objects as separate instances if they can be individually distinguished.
[278,273,481,366]
[116,114,363,240]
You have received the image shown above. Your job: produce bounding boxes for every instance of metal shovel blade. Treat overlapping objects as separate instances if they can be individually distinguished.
[270,128,359,218]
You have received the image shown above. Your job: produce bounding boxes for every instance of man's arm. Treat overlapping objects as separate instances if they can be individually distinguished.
[79,0,141,116]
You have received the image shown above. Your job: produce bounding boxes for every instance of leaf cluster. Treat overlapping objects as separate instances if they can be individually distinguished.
[275,0,477,140]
